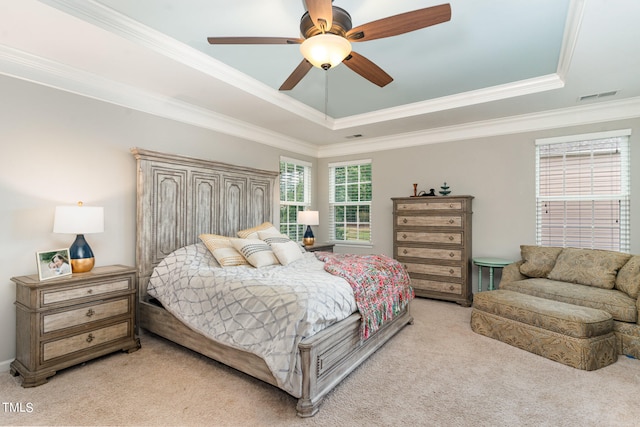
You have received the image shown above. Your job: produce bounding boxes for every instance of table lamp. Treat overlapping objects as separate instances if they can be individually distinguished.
[297,210,319,246]
[53,201,104,273]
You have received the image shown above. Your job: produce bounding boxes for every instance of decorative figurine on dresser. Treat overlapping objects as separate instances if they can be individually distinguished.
[10,265,141,387]
[392,195,473,306]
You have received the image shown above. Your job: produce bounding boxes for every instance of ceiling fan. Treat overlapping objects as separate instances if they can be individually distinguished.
[207,1,451,91]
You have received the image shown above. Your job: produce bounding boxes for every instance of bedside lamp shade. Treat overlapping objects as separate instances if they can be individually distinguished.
[54,202,104,273]
[297,210,319,246]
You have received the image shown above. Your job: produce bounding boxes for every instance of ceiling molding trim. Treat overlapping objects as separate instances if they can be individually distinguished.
[0,44,318,157]
[332,74,565,130]
[39,0,330,127]
[317,96,640,158]
[556,0,586,80]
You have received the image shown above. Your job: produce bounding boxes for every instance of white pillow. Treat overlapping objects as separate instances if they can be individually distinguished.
[271,241,304,265]
[237,222,279,239]
[258,231,306,253]
[231,239,279,268]
[199,234,248,267]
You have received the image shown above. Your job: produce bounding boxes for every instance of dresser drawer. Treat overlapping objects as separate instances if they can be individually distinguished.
[396,231,462,245]
[403,262,462,279]
[43,297,131,334]
[396,201,463,211]
[42,321,130,362]
[396,216,462,228]
[42,279,131,306]
[397,246,462,261]
[411,278,462,295]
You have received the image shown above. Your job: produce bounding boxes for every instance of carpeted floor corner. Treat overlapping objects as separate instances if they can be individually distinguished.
[2,298,639,426]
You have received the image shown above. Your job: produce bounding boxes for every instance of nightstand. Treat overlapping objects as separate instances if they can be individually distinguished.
[304,243,335,253]
[10,265,141,387]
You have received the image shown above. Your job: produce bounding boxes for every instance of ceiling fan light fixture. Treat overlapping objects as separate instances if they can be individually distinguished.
[300,34,352,70]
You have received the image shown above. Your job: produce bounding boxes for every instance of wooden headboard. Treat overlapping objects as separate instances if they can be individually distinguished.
[131,148,279,296]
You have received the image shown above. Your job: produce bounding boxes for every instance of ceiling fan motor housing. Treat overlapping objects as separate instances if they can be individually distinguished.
[300,6,352,38]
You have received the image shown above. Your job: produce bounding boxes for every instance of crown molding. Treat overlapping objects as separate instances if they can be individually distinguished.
[0,44,318,157]
[317,96,640,158]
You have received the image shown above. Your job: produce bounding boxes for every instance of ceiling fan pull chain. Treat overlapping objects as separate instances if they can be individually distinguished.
[324,70,329,121]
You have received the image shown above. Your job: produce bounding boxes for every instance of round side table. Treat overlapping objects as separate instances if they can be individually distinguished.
[473,257,513,291]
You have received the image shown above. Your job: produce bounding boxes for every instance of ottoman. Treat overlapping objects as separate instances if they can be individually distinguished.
[471,290,617,370]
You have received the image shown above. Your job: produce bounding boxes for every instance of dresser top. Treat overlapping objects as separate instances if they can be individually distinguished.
[11,264,135,287]
[392,195,474,200]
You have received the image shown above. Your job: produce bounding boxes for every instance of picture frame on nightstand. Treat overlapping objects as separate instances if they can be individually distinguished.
[36,248,72,281]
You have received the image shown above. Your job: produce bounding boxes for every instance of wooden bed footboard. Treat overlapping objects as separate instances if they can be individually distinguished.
[140,298,413,417]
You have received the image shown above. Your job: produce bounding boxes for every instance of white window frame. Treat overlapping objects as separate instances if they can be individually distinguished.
[279,156,311,241]
[535,129,631,252]
[328,159,372,245]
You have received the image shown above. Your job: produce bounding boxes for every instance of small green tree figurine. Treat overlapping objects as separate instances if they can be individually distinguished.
[439,182,451,196]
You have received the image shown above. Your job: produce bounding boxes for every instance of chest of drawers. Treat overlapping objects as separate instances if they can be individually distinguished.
[392,196,473,306]
[10,265,141,387]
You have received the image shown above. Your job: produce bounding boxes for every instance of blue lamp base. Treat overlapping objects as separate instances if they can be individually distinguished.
[303,225,315,246]
[69,234,95,273]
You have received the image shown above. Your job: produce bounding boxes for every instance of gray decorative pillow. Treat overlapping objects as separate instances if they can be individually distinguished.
[548,248,631,289]
[616,255,640,299]
[519,245,563,278]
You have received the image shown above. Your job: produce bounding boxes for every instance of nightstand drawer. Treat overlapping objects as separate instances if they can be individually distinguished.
[42,321,130,362]
[43,297,131,334]
[397,246,462,261]
[42,279,131,306]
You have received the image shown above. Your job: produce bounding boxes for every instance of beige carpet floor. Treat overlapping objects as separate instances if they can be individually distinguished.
[2,298,640,427]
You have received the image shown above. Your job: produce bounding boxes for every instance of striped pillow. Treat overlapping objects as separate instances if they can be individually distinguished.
[199,234,248,267]
[237,222,279,239]
[231,238,279,267]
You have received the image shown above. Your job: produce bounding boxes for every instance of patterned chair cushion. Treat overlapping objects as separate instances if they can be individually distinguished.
[548,248,631,289]
[616,255,640,299]
[500,278,637,323]
[519,245,563,278]
[473,290,612,339]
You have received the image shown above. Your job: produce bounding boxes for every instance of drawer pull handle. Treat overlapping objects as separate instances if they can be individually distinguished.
[87,289,93,294]
[449,285,455,291]
[449,252,455,258]
[448,236,454,241]
[403,249,408,255]
[86,333,94,343]
[402,218,408,224]
[86,309,95,318]
[402,234,407,239]
[448,219,455,224]
[449,269,455,275]
[449,204,454,208]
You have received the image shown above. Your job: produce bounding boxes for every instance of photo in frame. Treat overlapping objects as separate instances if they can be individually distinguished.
[37,248,72,281]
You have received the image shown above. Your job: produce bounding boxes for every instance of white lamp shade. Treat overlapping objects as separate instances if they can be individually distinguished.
[300,34,352,69]
[54,205,104,234]
[297,210,319,226]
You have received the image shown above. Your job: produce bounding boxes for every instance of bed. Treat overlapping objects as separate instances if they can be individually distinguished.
[132,148,414,417]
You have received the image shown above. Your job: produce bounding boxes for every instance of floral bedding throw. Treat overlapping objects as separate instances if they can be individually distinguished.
[315,252,414,339]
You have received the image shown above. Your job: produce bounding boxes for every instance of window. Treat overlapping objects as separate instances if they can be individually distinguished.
[329,160,372,244]
[535,130,630,252]
[279,157,311,241]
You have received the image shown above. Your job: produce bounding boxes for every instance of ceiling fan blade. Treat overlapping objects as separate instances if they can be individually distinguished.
[346,3,451,42]
[343,51,393,88]
[279,60,313,91]
[305,0,333,32]
[207,37,303,45]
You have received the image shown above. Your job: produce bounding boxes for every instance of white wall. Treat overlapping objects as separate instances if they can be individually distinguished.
[0,75,315,368]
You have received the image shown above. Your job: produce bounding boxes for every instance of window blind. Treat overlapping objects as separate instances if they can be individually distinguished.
[328,160,372,244]
[279,157,311,241]
[535,130,630,252]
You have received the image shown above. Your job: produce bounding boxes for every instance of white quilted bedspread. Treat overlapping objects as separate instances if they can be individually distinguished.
[146,243,357,397]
